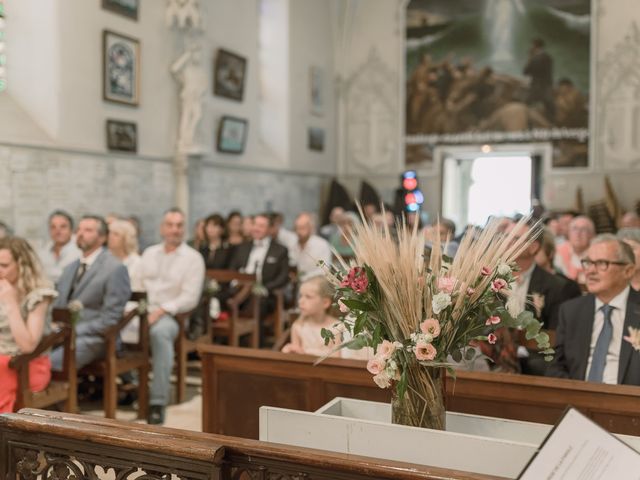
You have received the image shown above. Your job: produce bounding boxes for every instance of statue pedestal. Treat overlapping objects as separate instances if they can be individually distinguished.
[259,397,640,479]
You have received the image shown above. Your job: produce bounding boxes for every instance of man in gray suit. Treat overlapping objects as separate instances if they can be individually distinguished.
[51,215,131,369]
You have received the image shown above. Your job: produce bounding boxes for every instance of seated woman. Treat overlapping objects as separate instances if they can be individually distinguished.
[225,211,245,246]
[282,276,340,357]
[108,219,144,344]
[199,213,233,269]
[0,236,57,413]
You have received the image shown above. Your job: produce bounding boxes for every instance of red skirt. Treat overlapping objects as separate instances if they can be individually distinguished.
[0,354,51,413]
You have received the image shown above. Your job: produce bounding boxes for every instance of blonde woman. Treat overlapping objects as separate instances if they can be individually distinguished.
[0,237,57,412]
[108,220,144,344]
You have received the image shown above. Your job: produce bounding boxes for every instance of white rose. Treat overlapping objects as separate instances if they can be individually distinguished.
[497,263,511,276]
[432,292,452,315]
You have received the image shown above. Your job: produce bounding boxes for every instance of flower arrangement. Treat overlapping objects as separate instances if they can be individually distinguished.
[320,210,553,429]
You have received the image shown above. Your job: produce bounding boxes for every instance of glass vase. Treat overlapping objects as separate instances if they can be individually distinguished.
[391,366,446,430]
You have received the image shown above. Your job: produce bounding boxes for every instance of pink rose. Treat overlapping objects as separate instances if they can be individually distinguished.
[420,318,441,338]
[415,341,437,361]
[480,266,492,276]
[490,278,508,293]
[487,333,497,345]
[437,276,457,294]
[367,356,386,375]
[466,287,475,296]
[377,340,396,360]
[485,315,501,326]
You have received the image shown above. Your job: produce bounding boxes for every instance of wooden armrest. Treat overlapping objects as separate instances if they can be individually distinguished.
[227,284,253,308]
[9,328,68,369]
[174,308,197,327]
[102,308,139,339]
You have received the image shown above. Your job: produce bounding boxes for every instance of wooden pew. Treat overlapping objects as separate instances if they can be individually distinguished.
[199,344,640,438]
[10,309,77,413]
[0,409,502,480]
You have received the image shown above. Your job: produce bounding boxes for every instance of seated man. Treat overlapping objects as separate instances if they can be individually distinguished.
[229,212,289,346]
[140,208,205,424]
[39,210,81,285]
[290,212,332,282]
[52,215,131,370]
[547,235,640,385]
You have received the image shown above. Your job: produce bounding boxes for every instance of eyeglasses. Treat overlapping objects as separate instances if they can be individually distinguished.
[580,259,629,272]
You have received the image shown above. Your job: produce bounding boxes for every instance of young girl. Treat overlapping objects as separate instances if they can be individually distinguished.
[282,276,340,357]
[0,237,57,412]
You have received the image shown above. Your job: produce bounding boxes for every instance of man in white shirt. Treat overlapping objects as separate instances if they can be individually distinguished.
[290,212,332,282]
[270,212,297,264]
[39,210,81,285]
[140,208,205,424]
[548,235,640,385]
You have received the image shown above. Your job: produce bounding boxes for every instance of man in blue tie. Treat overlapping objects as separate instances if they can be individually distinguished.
[548,235,640,384]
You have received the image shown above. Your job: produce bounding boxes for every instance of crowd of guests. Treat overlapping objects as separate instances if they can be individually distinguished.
[2,204,640,424]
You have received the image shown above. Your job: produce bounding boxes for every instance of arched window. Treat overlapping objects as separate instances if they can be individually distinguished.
[0,0,6,92]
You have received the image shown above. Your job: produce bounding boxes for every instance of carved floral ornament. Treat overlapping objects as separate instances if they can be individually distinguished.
[345,48,399,173]
[598,22,640,167]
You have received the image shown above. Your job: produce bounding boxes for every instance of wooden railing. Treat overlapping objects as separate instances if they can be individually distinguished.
[0,409,502,480]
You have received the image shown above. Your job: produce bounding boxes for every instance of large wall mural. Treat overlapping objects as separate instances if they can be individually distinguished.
[405,0,591,168]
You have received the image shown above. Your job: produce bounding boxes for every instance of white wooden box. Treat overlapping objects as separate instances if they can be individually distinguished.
[259,397,640,479]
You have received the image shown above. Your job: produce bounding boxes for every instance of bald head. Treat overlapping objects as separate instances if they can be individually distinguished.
[295,212,316,244]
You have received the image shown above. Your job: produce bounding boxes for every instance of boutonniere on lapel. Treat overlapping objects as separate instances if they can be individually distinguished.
[624,326,640,351]
[67,300,84,325]
[265,256,277,264]
[530,293,545,318]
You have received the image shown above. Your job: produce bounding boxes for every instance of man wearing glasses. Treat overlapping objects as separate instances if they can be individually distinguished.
[547,235,640,384]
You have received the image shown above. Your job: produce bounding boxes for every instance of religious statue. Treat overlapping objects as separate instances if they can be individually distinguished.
[170,46,207,154]
[166,0,202,30]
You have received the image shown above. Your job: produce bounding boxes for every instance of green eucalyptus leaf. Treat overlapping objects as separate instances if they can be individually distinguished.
[341,298,374,312]
[451,349,463,363]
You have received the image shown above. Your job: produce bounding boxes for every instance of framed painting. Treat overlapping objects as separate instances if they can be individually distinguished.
[213,49,247,102]
[103,30,140,106]
[217,116,248,154]
[102,0,139,21]
[106,119,137,153]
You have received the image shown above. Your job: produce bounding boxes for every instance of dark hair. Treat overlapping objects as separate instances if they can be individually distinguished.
[256,212,275,227]
[80,214,108,237]
[226,210,242,222]
[204,213,226,242]
[269,212,284,225]
[49,210,74,230]
[558,77,573,87]
[440,218,456,235]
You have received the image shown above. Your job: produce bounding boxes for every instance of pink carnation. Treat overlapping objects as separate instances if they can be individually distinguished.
[480,266,492,276]
[485,315,501,326]
[490,278,508,293]
[377,340,397,360]
[437,276,457,294]
[340,267,369,294]
[367,356,386,375]
[487,333,497,345]
[420,318,441,338]
[415,342,437,361]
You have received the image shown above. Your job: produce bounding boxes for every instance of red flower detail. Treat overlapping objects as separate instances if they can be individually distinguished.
[340,267,369,294]
[487,333,497,345]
